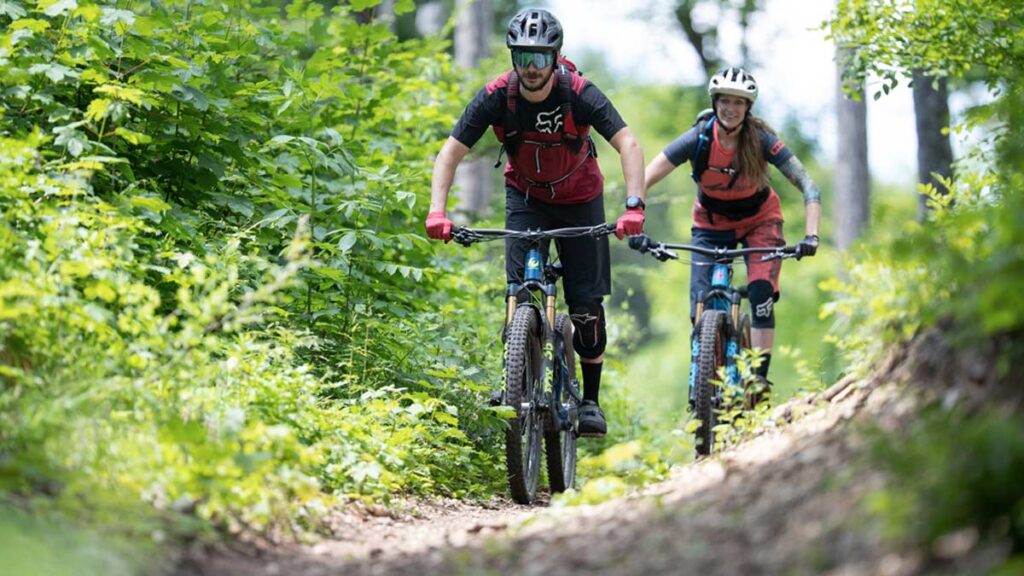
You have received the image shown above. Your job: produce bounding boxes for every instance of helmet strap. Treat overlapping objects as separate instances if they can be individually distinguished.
[720,122,741,135]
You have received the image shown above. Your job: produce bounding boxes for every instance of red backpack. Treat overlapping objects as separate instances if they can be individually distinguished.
[497,56,587,160]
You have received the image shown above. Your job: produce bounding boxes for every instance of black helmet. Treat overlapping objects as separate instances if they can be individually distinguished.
[506,8,563,51]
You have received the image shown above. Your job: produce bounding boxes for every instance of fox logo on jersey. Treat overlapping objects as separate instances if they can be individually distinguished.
[536,109,564,134]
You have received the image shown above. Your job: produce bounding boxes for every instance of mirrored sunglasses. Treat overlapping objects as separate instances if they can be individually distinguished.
[511,49,556,70]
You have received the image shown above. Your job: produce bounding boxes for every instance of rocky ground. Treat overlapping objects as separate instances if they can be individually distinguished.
[175,335,1016,576]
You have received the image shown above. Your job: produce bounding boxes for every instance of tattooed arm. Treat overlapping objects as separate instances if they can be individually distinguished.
[777,156,821,237]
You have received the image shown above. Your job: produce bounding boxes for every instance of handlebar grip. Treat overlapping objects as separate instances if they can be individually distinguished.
[628,234,651,252]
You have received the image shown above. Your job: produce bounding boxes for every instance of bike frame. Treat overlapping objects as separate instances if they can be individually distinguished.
[692,257,747,403]
[452,223,615,499]
[457,226,610,419]
[506,244,574,419]
[629,235,798,439]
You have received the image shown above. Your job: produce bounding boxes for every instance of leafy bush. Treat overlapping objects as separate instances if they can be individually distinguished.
[0,0,507,543]
[866,406,1024,562]
[825,0,1024,372]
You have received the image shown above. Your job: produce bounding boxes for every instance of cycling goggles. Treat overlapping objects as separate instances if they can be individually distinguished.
[511,49,556,70]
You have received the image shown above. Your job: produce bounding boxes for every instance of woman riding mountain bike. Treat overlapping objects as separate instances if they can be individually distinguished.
[643,66,822,399]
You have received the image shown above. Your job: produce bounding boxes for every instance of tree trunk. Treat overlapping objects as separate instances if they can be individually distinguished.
[452,0,494,220]
[376,0,396,31]
[834,49,870,251]
[415,1,445,36]
[673,0,721,77]
[911,70,954,220]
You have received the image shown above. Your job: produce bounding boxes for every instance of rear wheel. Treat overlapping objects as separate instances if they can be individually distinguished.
[693,310,727,456]
[504,305,544,504]
[738,312,751,350]
[545,312,578,493]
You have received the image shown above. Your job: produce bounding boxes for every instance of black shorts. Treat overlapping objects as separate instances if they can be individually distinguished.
[504,185,611,306]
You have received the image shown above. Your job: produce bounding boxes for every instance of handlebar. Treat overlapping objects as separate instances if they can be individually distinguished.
[451,223,616,247]
[628,234,800,262]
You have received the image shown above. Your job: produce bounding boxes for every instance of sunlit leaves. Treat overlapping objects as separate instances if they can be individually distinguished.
[0,0,26,19]
[114,127,151,145]
[27,62,76,82]
[84,97,110,121]
[824,0,1024,368]
[0,0,505,541]
[94,84,146,105]
[38,0,75,17]
[827,0,1024,89]
[8,17,47,31]
[348,0,383,11]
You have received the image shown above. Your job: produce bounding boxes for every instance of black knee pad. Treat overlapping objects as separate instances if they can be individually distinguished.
[570,301,606,360]
[748,280,778,329]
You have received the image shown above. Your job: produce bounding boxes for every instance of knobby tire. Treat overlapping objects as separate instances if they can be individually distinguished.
[694,310,727,456]
[545,312,578,493]
[504,305,544,504]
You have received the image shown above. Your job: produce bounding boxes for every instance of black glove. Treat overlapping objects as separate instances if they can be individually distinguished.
[628,234,651,253]
[795,234,819,260]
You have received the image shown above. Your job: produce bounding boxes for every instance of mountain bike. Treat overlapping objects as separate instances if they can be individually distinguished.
[629,234,798,456]
[451,223,616,504]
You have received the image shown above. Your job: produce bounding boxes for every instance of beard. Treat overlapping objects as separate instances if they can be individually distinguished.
[519,66,555,92]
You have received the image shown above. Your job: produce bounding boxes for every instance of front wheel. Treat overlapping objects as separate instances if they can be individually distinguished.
[504,305,544,504]
[545,312,578,494]
[693,310,727,456]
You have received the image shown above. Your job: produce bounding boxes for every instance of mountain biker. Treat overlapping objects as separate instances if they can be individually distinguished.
[643,67,821,399]
[425,8,646,437]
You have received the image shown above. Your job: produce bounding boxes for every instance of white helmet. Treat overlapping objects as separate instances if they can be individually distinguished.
[708,67,758,105]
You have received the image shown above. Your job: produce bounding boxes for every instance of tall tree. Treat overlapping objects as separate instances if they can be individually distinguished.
[833,49,870,251]
[911,70,954,220]
[673,0,722,76]
[452,0,495,219]
[673,0,763,75]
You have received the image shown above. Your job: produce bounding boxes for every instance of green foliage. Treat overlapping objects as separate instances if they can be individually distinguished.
[865,406,1024,560]
[821,4,1024,568]
[0,0,508,546]
[708,351,772,450]
[554,433,691,507]
[824,1,1024,372]
[827,0,1024,99]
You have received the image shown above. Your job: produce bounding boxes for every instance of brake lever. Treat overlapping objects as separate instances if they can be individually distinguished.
[760,251,795,262]
[653,243,678,262]
[450,228,477,247]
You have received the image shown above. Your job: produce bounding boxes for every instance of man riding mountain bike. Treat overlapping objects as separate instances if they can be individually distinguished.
[425,8,646,436]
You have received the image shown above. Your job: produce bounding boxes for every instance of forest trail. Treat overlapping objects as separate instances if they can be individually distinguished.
[176,350,941,576]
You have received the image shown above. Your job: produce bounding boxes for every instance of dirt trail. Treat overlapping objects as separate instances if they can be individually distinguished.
[175,363,935,576]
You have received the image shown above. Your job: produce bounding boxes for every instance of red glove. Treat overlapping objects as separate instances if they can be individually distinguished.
[425,210,453,242]
[615,208,645,240]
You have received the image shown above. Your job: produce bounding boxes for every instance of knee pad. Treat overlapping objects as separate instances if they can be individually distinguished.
[748,280,777,329]
[570,302,606,360]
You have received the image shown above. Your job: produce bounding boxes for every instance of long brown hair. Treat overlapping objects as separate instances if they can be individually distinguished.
[733,114,776,189]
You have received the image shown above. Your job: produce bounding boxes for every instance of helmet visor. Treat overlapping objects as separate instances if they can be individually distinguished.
[511,49,556,70]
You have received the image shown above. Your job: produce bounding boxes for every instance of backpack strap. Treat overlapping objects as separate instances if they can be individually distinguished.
[501,66,584,156]
[691,115,716,184]
[556,64,583,154]
[500,71,522,158]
